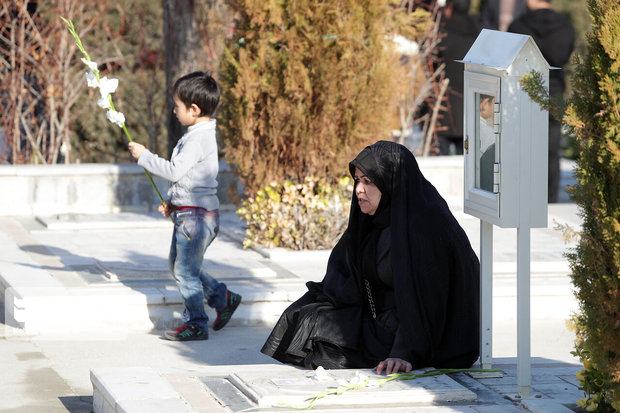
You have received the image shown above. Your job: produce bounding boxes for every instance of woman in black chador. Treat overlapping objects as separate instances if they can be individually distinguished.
[261,141,480,375]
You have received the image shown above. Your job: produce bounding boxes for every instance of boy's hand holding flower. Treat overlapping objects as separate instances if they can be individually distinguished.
[157,201,174,218]
[128,142,146,160]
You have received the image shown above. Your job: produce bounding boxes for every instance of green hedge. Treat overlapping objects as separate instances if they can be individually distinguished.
[564,0,620,410]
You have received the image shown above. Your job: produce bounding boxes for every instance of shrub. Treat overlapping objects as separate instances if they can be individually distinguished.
[574,344,620,412]
[521,0,619,408]
[237,175,353,250]
[564,0,619,409]
[0,0,114,164]
[565,0,620,408]
[218,0,420,196]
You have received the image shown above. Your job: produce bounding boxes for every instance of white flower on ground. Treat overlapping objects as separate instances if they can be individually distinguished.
[80,58,98,72]
[106,110,125,127]
[313,366,335,382]
[337,371,371,387]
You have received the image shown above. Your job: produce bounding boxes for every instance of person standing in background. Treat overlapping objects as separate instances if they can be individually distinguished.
[437,0,482,155]
[508,0,575,202]
[480,0,527,31]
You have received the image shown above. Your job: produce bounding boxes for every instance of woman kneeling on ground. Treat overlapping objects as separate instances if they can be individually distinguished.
[261,140,480,375]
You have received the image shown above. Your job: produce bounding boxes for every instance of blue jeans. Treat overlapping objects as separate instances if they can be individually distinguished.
[169,208,227,331]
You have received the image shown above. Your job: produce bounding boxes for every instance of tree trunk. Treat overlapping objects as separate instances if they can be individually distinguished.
[162,0,198,157]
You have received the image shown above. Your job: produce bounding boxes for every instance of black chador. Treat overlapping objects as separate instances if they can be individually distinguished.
[261,141,480,370]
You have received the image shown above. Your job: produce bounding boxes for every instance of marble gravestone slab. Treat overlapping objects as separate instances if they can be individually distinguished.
[218,367,477,409]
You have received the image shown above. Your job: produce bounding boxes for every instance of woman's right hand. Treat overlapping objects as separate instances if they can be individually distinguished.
[158,201,174,218]
[374,358,413,375]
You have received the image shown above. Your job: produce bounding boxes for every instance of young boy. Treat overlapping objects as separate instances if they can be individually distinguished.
[129,71,241,341]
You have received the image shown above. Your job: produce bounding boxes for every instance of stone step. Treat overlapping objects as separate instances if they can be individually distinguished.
[1,258,576,336]
[2,273,576,336]
[3,280,306,335]
[0,214,577,336]
[0,215,308,335]
[1,246,307,334]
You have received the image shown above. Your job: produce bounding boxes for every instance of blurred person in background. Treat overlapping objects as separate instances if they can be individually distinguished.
[509,0,575,202]
[481,0,527,31]
[436,0,482,155]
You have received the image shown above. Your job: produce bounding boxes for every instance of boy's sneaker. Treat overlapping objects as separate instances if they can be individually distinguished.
[164,324,208,341]
[213,291,241,331]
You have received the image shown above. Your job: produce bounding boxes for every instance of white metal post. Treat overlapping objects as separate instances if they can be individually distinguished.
[480,220,493,369]
[517,226,531,397]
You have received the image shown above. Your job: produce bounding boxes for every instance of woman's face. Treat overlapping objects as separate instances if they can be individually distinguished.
[354,167,382,216]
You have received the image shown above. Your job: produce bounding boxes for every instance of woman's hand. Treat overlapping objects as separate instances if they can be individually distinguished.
[374,358,412,375]
[158,201,174,218]
[128,142,145,160]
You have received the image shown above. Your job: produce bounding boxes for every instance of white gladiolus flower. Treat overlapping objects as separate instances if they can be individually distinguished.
[81,58,98,72]
[356,372,369,381]
[85,71,99,88]
[63,16,171,219]
[338,371,370,387]
[98,77,119,97]
[313,366,334,382]
[97,96,111,109]
[106,109,125,127]
[349,372,367,386]
[336,378,349,386]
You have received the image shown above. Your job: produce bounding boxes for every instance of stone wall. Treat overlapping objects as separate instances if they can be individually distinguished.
[0,157,464,216]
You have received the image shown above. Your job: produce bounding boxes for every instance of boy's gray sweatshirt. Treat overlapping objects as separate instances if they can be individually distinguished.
[138,120,219,211]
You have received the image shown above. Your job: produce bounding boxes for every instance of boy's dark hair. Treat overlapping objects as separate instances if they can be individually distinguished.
[173,71,220,118]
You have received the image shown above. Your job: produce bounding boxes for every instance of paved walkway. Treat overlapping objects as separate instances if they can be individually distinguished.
[0,164,585,412]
